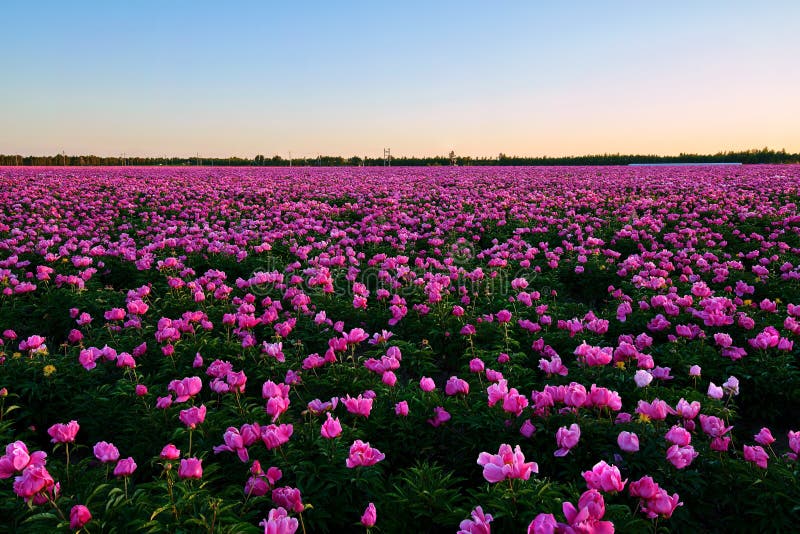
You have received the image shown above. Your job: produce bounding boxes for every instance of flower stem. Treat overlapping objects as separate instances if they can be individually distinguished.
[299,512,308,534]
[164,467,178,519]
[47,493,66,522]
[65,443,70,483]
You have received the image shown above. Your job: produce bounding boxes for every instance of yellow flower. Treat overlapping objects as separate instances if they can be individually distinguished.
[637,413,651,424]
[743,299,752,306]
[12,352,22,359]
[43,365,56,377]
[615,361,626,370]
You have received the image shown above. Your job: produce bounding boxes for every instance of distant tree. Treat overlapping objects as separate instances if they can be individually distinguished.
[2,148,799,167]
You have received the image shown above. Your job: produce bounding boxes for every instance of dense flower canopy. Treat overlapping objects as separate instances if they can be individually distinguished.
[0,165,799,532]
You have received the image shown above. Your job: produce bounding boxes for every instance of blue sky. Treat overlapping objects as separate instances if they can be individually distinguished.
[2,1,798,157]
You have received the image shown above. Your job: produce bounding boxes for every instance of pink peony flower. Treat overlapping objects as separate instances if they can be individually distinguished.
[743,445,769,469]
[754,427,775,446]
[419,377,436,392]
[259,507,299,534]
[641,489,683,519]
[629,476,660,499]
[13,464,54,502]
[47,420,79,444]
[496,310,512,323]
[617,431,640,453]
[470,358,485,373]
[346,440,385,468]
[93,441,120,464]
[341,394,373,417]
[70,504,92,529]
[261,424,294,450]
[665,426,692,447]
[787,430,800,460]
[666,445,697,469]
[477,444,538,483]
[445,376,470,396]
[520,419,536,438]
[582,460,627,493]
[633,370,653,388]
[458,505,492,534]
[562,489,614,533]
[428,406,451,427]
[554,424,581,457]
[361,502,377,528]
[178,457,203,479]
[179,405,207,429]
[707,382,724,399]
[168,376,203,403]
[394,401,409,417]
[160,444,181,460]
[113,457,137,477]
[320,413,343,439]
[527,513,557,534]
[272,486,304,513]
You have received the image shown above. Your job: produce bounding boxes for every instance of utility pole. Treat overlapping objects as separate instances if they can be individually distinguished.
[383,148,391,167]
[289,151,292,167]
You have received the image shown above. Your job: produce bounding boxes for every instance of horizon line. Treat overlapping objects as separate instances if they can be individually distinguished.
[1,147,796,160]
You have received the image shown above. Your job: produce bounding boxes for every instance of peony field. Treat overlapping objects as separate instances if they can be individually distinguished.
[1,165,799,533]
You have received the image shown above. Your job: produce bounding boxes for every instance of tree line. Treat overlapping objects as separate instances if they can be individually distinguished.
[0,148,797,167]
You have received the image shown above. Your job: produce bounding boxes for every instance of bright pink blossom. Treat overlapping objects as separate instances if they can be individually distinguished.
[179,457,203,479]
[361,502,377,528]
[743,445,769,469]
[477,443,538,483]
[93,441,120,464]
[562,489,614,534]
[259,507,298,534]
[666,445,697,469]
[70,504,92,529]
[113,457,137,477]
[47,420,79,444]
[272,486,304,513]
[617,431,640,453]
[458,505,492,534]
[179,405,207,429]
[320,413,343,439]
[346,440,385,468]
[582,460,627,493]
[554,424,581,457]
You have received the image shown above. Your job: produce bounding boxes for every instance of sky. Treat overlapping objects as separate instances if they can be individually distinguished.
[1,1,799,158]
